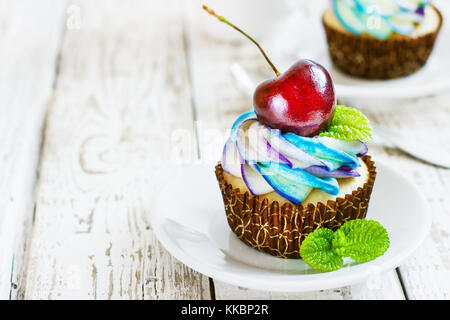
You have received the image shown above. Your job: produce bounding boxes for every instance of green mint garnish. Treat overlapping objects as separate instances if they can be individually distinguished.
[300,219,390,272]
[319,105,373,142]
[300,228,343,272]
[332,220,390,263]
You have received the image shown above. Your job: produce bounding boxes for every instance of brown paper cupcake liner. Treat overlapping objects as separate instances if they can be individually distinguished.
[215,156,376,259]
[322,6,442,79]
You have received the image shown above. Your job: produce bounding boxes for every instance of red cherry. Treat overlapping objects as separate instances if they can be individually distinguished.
[254,60,336,137]
[203,6,336,137]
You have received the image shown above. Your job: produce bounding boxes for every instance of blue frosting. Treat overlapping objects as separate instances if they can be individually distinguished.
[332,0,428,40]
[221,111,368,204]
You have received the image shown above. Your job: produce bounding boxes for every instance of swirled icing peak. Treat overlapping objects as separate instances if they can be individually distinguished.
[333,0,429,39]
[222,111,368,204]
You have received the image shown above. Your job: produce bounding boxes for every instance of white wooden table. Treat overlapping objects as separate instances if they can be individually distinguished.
[1,0,449,300]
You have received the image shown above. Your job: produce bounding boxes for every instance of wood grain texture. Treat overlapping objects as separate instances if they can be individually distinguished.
[0,0,67,299]
[6,0,449,300]
[359,91,450,300]
[184,0,405,300]
[23,0,210,299]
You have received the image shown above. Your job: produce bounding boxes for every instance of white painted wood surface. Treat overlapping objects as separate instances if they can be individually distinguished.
[0,0,448,299]
[22,0,209,299]
[362,93,450,300]
[0,0,67,299]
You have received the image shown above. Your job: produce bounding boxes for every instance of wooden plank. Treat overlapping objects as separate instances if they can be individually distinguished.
[0,0,67,299]
[23,0,210,299]
[360,90,450,299]
[184,1,405,299]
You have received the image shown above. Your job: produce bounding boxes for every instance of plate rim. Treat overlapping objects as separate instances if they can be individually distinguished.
[150,159,431,292]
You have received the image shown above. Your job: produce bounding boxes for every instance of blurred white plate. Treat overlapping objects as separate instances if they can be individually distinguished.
[268,1,450,100]
[330,41,450,99]
[150,160,430,292]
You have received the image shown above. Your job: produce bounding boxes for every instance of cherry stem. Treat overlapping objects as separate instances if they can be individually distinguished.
[202,5,281,77]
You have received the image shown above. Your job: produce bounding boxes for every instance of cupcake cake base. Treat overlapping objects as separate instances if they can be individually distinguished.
[215,156,377,259]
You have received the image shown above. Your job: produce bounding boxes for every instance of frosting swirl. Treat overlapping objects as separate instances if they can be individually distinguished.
[332,0,428,39]
[222,111,368,204]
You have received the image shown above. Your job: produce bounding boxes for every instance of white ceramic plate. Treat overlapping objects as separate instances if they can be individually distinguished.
[268,1,450,100]
[150,160,430,292]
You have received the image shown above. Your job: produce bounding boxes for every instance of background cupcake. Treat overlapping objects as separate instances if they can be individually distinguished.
[322,0,443,79]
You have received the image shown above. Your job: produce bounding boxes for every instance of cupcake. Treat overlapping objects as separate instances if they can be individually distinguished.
[214,60,377,260]
[215,105,376,259]
[202,5,377,259]
[322,0,443,79]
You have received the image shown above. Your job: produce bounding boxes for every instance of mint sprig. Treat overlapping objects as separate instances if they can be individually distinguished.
[300,219,389,272]
[319,105,373,142]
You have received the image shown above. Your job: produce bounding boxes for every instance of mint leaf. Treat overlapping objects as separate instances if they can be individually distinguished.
[332,219,390,263]
[300,220,390,272]
[319,105,373,142]
[300,228,343,272]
